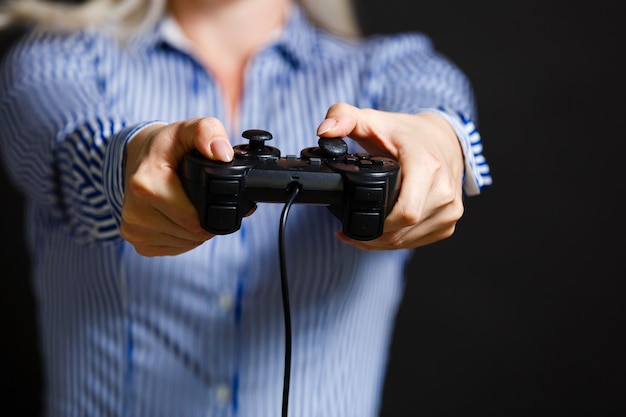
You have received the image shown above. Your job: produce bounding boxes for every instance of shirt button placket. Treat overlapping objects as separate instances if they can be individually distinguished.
[216,383,231,404]
[218,292,235,311]
[213,291,236,416]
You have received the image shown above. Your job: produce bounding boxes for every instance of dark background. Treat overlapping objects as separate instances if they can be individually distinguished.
[1,0,624,416]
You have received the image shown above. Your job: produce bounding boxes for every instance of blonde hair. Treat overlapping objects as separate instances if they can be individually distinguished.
[0,0,360,40]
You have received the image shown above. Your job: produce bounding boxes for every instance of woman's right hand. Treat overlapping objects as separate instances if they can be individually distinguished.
[120,117,234,257]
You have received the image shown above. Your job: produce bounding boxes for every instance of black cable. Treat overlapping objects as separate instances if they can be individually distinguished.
[279,182,301,417]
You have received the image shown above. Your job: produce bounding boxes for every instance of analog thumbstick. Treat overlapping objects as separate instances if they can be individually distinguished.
[318,137,348,158]
[242,129,273,152]
[237,129,280,158]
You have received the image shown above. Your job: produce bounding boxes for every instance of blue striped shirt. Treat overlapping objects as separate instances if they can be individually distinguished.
[0,6,491,417]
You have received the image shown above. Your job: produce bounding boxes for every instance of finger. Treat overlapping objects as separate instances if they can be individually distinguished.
[335,218,456,251]
[384,197,461,249]
[124,154,209,233]
[380,121,463,234]
[178,117,233,162]
[316,103,396,157]
[129,118,235,231]
[121,191,213,251]
[317,102,361,137]
[121,214,212,257]
[131,242,206,257]
[244,204,257,217]
[334,176,463,250]
[121,204,211,247]
[122,203,211,242]
[123,220,211,246]
[146,174,214,238]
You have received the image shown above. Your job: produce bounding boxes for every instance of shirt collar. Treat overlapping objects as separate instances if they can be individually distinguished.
[132,4,319,68]
[272,4,320,67]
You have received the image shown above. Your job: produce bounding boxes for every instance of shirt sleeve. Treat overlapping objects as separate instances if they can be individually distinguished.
[362,33,492,195]
[0,29,154,242]
[416,106,492,195]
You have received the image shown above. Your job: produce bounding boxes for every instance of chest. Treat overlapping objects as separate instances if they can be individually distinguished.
[106,49,367,153]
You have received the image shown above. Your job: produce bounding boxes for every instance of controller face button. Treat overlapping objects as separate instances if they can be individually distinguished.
[210,179,240,195]
[349,211,382,238]
[354,186,384,202]
[358,159,373,169]
[206,205,239,232]
[309,157,322,166]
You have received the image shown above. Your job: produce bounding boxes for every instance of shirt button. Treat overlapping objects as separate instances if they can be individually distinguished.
[216,384,231,404]
[218,293,235,310]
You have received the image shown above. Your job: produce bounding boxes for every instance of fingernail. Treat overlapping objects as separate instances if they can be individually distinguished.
[317,118,338,135]
[210,140,233,162]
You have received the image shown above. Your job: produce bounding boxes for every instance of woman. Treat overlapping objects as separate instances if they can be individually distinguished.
[0,0,491,416]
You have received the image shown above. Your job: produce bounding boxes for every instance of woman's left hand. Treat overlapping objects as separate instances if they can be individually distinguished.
[317,103,466,250]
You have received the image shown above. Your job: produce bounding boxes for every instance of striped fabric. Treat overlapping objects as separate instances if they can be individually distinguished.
[0,5,491,417]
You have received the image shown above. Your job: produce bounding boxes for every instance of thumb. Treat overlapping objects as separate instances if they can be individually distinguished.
[180,117,233,162]
[316,103,393,158]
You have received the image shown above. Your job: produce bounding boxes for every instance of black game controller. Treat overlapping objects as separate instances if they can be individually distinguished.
[179,129,401,240]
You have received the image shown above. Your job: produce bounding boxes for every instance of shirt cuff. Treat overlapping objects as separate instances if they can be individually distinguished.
[415,107,492,196]
[102,120,168,227]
